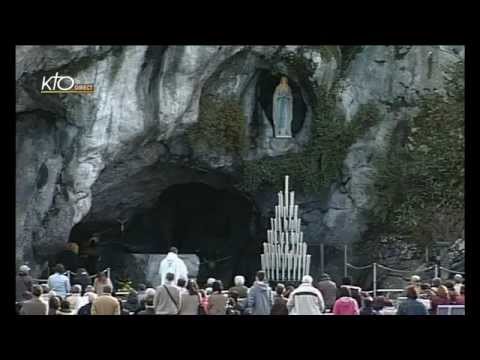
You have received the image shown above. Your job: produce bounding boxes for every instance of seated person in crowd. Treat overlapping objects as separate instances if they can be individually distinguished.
[397,286,428,315]
[66,285,83,313]
[20,285,48,315]
[228,275,249,299]
[57,300,75,315]
[78,292,97,315]
[137,295,156,315]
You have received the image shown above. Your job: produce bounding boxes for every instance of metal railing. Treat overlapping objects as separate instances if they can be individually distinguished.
[345,262,464,298]
[32,267,111,284]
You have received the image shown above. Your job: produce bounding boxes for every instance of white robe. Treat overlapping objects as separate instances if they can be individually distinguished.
[159,252,188,285]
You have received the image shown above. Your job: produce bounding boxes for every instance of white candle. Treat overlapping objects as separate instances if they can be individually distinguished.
[292,254,296,281]
[263,242,267,255]
[276,251,280,281]
[285,176,289,213]
[290,205,294,219]
[299,254,303,280]
[290,191,294,209]
[300,254,304,278]
[278,192,282,208]
[265,247,270,271]
[306,255,311,277]
[294,205,298,221]
[261,254,265,271]
[271,252,275,279]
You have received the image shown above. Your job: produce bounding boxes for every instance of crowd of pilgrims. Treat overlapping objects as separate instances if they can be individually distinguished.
[16,264,465,315]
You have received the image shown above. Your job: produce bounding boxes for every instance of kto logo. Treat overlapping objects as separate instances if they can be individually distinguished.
[41,72,94,94]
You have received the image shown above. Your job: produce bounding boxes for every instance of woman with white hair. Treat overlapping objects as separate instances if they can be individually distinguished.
[133,288,156,314]
[228,275,248,299]
[77,292,98,315]
[453,274,464,294]
[286,275,325,315]
[205,278,216,295]
[66,285,83,313]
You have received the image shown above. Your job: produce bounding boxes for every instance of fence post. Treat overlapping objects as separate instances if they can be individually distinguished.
[373,262,377,298]
[344,244,348,278]
[434,264,439,279]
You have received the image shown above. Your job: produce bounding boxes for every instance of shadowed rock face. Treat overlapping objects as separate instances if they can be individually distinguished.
[16,45,463,284]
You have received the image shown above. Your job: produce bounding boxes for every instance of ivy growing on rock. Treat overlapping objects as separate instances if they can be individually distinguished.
[238,80,381,194]
[370,60,464,247]
[187,95,247,156]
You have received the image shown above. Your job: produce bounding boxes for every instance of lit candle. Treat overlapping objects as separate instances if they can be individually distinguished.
[290,191,294,209]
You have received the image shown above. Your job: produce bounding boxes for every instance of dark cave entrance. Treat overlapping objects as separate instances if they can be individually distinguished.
[69,183,261,287]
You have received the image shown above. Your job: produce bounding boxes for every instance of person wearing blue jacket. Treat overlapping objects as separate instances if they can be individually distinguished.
[247,271,273,315]
[397,285,428,315]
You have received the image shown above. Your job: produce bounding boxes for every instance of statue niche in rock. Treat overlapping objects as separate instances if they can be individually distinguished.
[273,76,293,138]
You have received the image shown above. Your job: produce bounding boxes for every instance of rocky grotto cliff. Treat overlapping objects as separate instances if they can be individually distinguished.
[16,45,465,286]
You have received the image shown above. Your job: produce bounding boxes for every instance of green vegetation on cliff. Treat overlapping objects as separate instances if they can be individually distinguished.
[187,96,246,156]
[239,84,381,194]
[370,60,464,246]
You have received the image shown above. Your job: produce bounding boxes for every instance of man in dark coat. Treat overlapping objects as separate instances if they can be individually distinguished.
[317,273,337,311]
[72,268,91,294]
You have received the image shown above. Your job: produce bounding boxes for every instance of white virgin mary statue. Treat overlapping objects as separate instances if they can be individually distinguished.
[273,76,293,138]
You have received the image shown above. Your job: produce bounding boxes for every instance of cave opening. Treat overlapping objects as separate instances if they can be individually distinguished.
[69,182,261,287]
